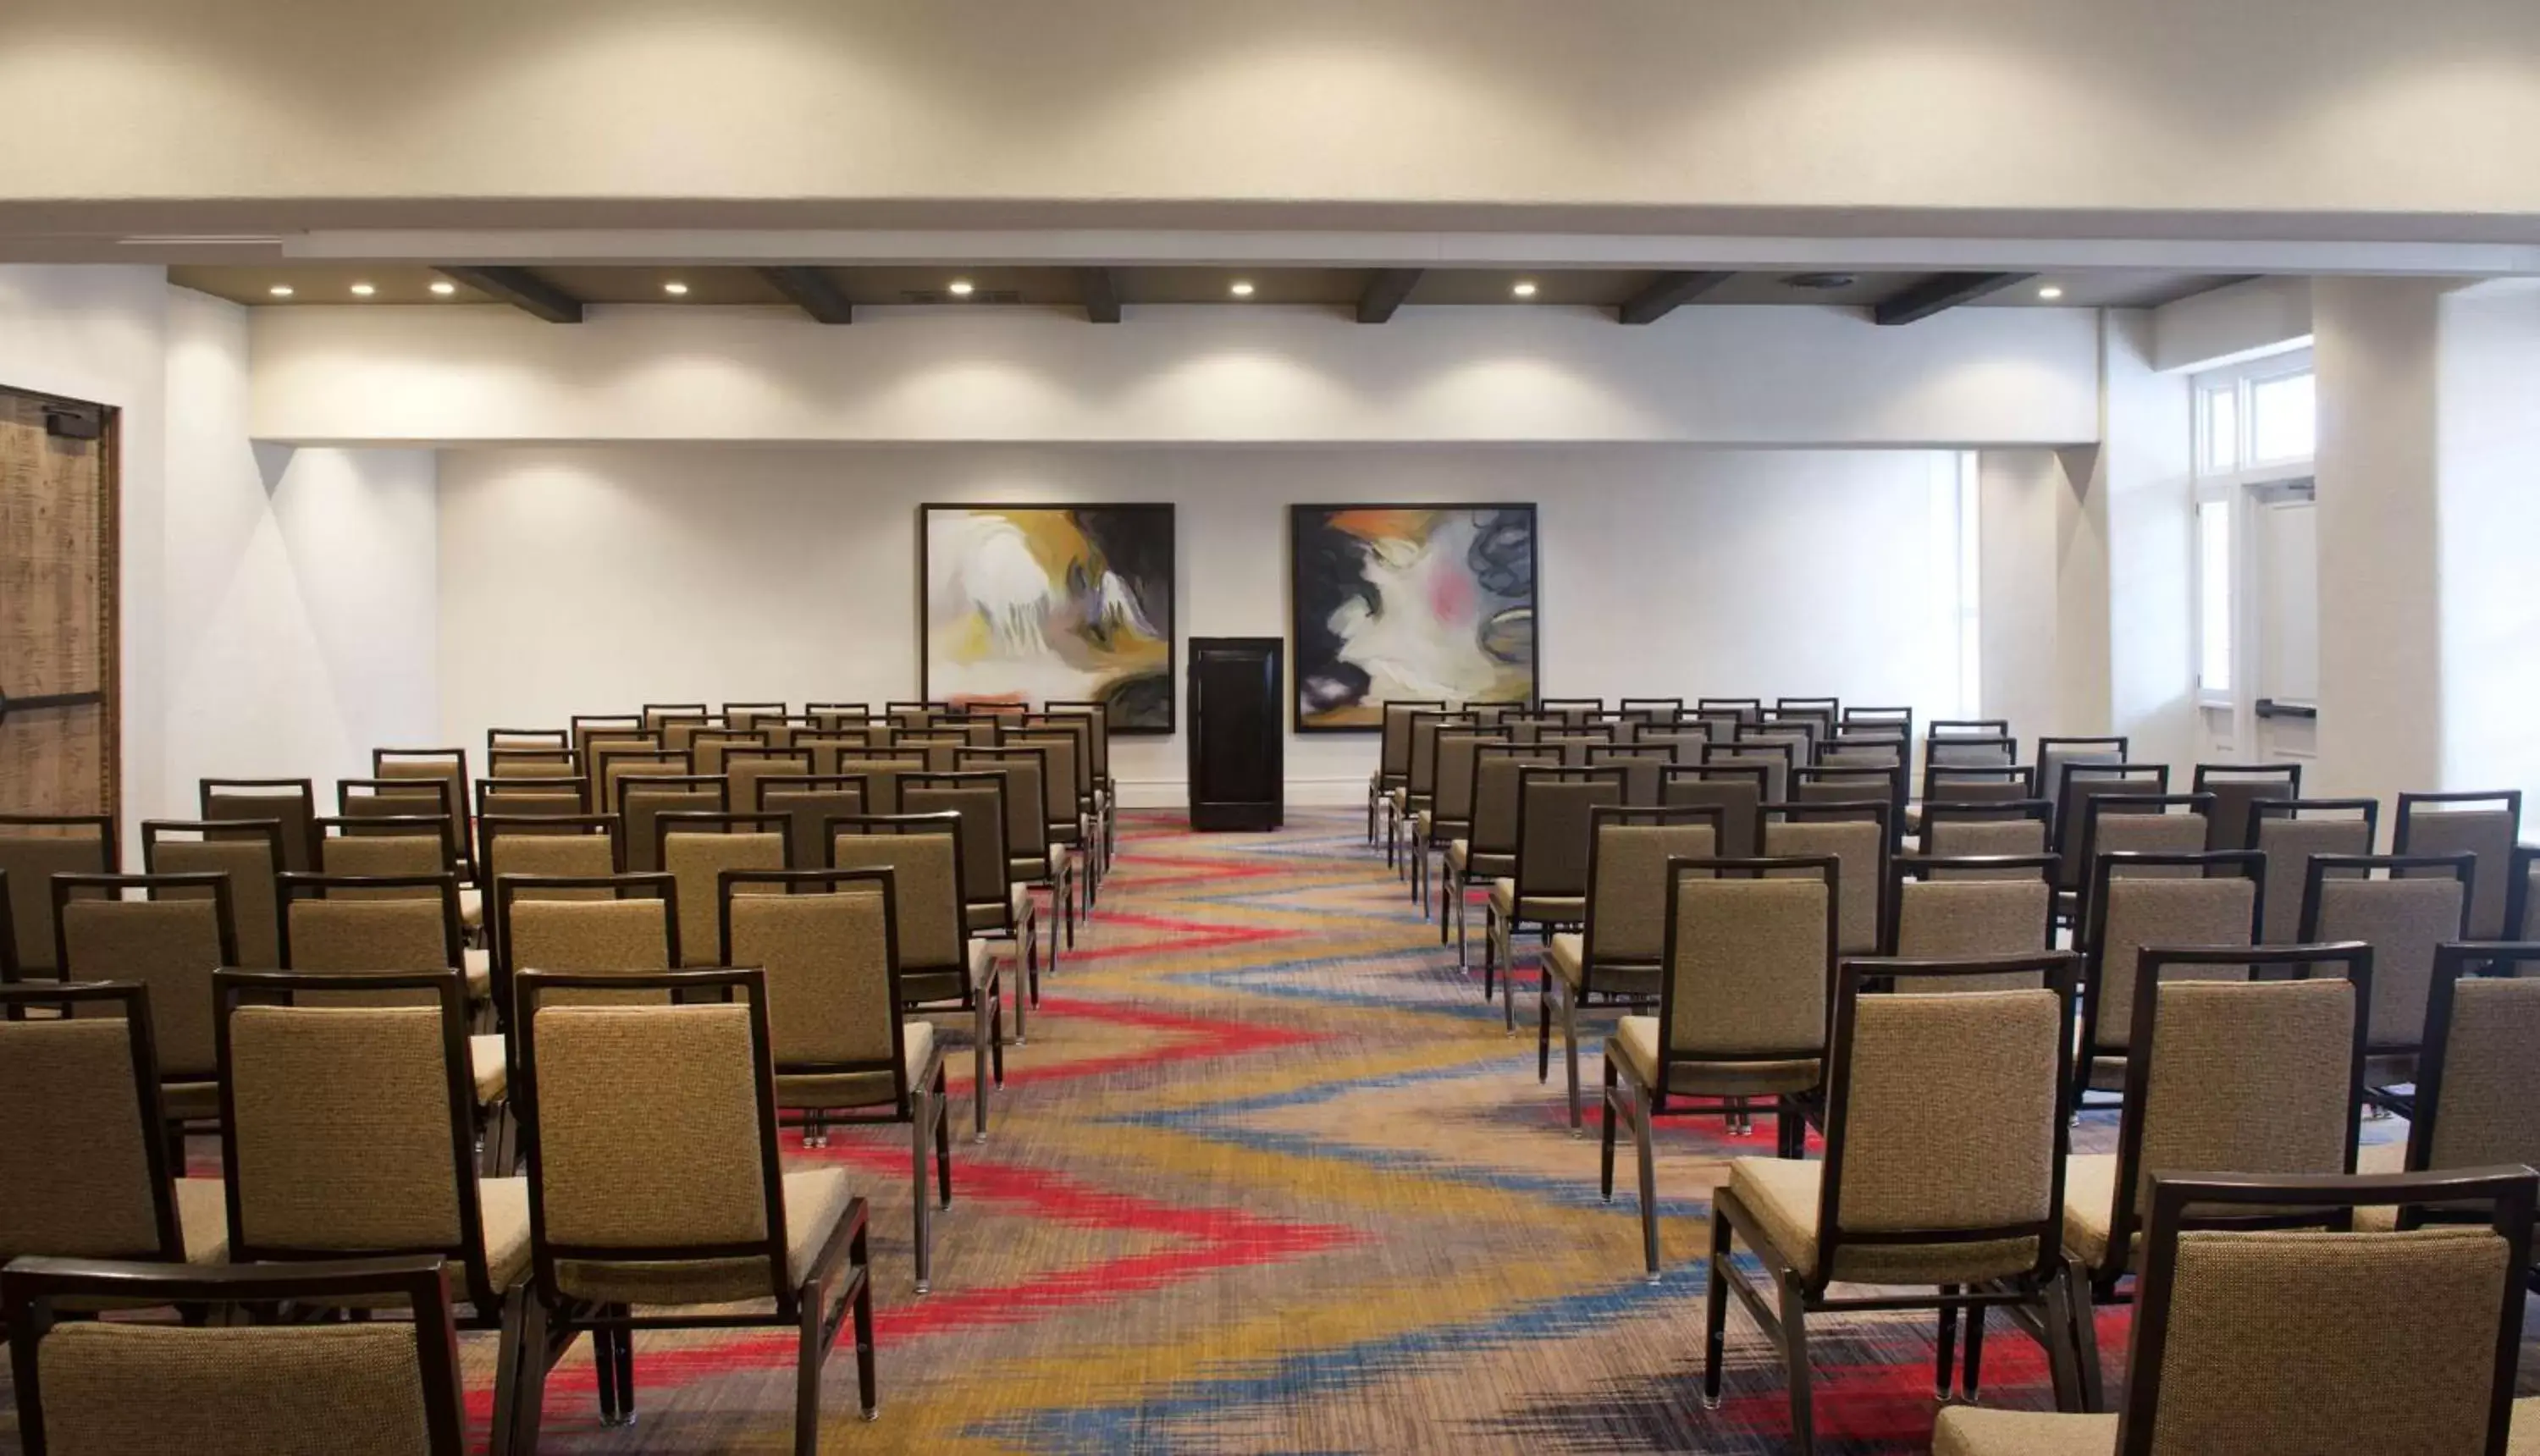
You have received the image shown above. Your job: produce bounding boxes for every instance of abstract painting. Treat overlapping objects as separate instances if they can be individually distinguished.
[921,504,1176,732]
[1290,505,1538,731]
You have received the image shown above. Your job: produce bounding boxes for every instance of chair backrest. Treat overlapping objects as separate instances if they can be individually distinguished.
[318,814,459,885]
[1405,710,1476,798]
[594,742,685,822]
[836,751,925,815]
[2092,946,2372,1281]
[213,968,499,1308]
[1842,704,1913,738]
[1704,741,1791,803]
[476,775,588,825]
[722,702,787,731]
[480,813,621,888]
[616,772,725,874]
[2299,854,2473,1052]
[55,874,239,1082]
[2072,793,2217,917]
[1649,857,1839,1103]
[643,703,709,733]
[757,775,867,869]
[2510,847,2537,940]
[2112,1168,2534,1456]
[1511,768,1626,901]
[0,1254,470,1456]
[497,873,677,1010]
[1433,730,1505,823]
[1660,764,1769,858]
[1619,697,1685,725]
[1577,806,1722,973]
[890,731,967,772]
[2396,791,2525,940]
[0,981,184,1264]
[1583,745,1670,807]
[1886,855,2057,973]
[1792,764,1904,826]
[826,813,967,978]
[489,727,570,755]
[726,747,813,818]
[1633,725,1711,763]
[515,968,793,1307]
[488,747,578,780]
[142,819,284,971]
[1921,800,2052,864]
[1696,697,1761,725]
[1022,714,1097,802]
[950,751,1048,859]
[1042,702,1113,785]
[1763,802,1892,956]
[721,869,907,1106]
[2407,945,2540,1192]
[1803,954,2079,1290]
[201,779,318,873]
[2054,764,2172,888]
[2080,851,2265,1056]
[0,815,117,977]
[1921,764,2035,806]
[2035,735,2127,829]
[373,749,473,863]
[1467,746,1560,855]
[803,703,871,731]
[657,812,790,966]
[2250,798,2380,942]
[1004,733,1082,827]
[1376,703,1442,779]
[903,775,1012,913]
[1926,735,2018,771]
[279,874,461,984]
[2189,763,2300,852]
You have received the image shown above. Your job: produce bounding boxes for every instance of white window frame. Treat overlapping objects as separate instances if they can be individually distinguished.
[2190,348,2316,733]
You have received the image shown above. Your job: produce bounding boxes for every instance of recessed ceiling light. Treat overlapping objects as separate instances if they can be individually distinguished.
[947,279,975,297]
[1229,279,1256,298]
[2037,284,2066,301]
[349,282,376,297]
[1511,280,1539,299]
[428,280,456,296]
[268,284,294,298]
[662,280,689,296]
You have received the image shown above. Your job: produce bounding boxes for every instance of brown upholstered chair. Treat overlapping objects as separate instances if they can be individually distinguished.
[2299,852,2473,1106]
[830,812,1009,1133]
[1418,727,1509,927]
[201,779,319,874]
[836,749,926,815]
[494,870,677,1040]
[487,747,578,780]
[615,769,721,874]
[0,981,230,1269]
[996,734,1092,939]
[2369,944,2540,1247]
[1539,805,1722,1130]
[2051,764,2171,902]
[1763,800,1893,961]
[1586,743,1672,808]
[142,818,285,971]
[1604,855,1840,1275]
[2189,761,2299,852]
[2066,791,2212,928]
[375,747,475,869]
[1021,712,1104,897]
[507,966,876,1451]
[0,814,116,982]
[1660,762,1769,859]
[2397,791,2525,940]
[687,729,768,776]
[277,872,499,1108]
[1696,696,1762,727]
[726,747,813,824]
[642,702,710,734]
[1885,853,2058,972]
[1939,1167,2538,1456]
[2511,847,2538,940]
[911,770,1044,993]
[1389,709,1475,882]
[758,773,867,869]
[1705,953,2085,1446]
[2250,797,2379,942]
[1619,697,1686,726]
[655,811,789,967]
[52,873,240,1133]
[2035,735,2127,828]
[1707,739,1793,804]
[722,701,788,731]
[489,726,571,755]
[319,812,461,886]
[475,776,589,831]
[1444,744,1559,968]
[1919,798,2052,862]
[1487,767,1626,1029]
[1038,703,1117,877]
[2060,945,2372,1411]
[3,1255,470,1455]
[720,869,952,1290]
[2075,850,2265,1092]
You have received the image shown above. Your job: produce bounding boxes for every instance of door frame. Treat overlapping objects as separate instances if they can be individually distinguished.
[0,383,122,830]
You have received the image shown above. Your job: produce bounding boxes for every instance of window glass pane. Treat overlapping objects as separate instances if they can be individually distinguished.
[2202,385,2239,472]
[2198,500,2234,694]
[2250,371,2316,462]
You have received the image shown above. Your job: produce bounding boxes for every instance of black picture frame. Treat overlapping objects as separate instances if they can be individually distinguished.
[918,503,1177,736]
[1288,502,1539,734]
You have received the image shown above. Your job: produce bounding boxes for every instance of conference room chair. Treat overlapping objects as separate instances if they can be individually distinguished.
[201,777,319,873]
[1421,727,1507,929]
[2299,852,2474,1110]
[2074,849,2265,1098]
[1391,709,1475,884]
[722,700,788,731]
[1487,766,1626,1030]
[954,750,1074,962]
[1633,723,1712,764]
[476,775,589,831]
[1041,701,1118,869]
[208,964,559,1444]
[1738,721,1815,779]
[52,873,239,1137]
[1938,1167,2537,1455]
[1461,698,1528,729]
[489,749,576,784]
[1841,703,1913,740]
[319,810,464,886]
[1604,854,1839,1276]
[2361,943,2540,1239]
[1,814,117,981]
[907,771,1043,1003]
[588,737,676,826]
[1618,696,1685,725]
[566,712,643,767]
[480,810,621,884]
[891,729,969,772]
[1707,739,1794,804]
[613,764,721,874]
[650,714,710,758]
[375,742,473,841]
[1763,800,1893,962]
[1920,799,2054,862]
[654,810,788,967]
[1706,953,2085,1446]
[2065,791,2215,929]
[1021,712,1105,896]
[2035,734,2129,828]
[1927,720,2017,771]
[489,725,570,755]
[2250,797,2380,942]
[2189,760,2300,852]
[687,727,769,775]
[1586,742,1671,808]
[1695,696,1763,727]
[2,1255,472,1456]
[1661,762,1770,858]
[756,773,866,869]
[1447,744,1560,971]
[1775,695,1840,728]
[1817,730,1906,770]
[2050,764,2171,908]
[1538,804,1721,1130]
[837,747,927,815]
[641,701,709,733]
[1919,764,2034,816]
[804,701,871,731]
[1538,697,1603,727]
[2396,789,2526,940]
[831,810,1009,1133]
[885,698,941,730]
[0,980,231,1270]
[1884,853,2058,965]
[2059,945,2372,1410]
[1538,725,1615,767]
[1791,764,1907,841]
[505,967,876,1452]
[2511,847,2537,940]
[141,817,285,971]
[495,873,678,1070]
[782,731,868,778]
[725,746,812,819]
[721,869,951,1286]
[1005,728,1094,932]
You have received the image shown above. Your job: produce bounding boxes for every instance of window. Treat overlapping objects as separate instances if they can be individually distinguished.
[2190,349,2316,717]
[2200,383,2239,472]
[2197,500,2234,695]
[2249,370,2316,462]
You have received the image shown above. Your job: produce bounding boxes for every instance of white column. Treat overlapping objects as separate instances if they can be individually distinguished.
[2433,279,2540,805]
[2099,310,2198,771]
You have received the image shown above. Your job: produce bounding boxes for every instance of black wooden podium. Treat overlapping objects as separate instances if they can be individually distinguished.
[1184,637,1284,830]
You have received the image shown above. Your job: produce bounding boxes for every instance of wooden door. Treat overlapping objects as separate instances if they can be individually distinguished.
[1185,637,1284,831]
[0,387,118,824]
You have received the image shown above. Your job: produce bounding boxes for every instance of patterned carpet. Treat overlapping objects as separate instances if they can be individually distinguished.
[0,809,2482,1453]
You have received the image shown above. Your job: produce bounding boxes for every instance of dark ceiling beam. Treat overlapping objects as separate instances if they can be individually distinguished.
[758,266,853,323]
[1873,271,2035,326]
[1617,270,1736,325]
[433,266,583,323]
[1078,267,1122,323]
[1356,267,1424,323]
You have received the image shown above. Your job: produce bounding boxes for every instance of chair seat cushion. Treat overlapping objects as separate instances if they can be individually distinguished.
[2062,1152,2121,1268]
[1608,1016,1820,1097]
[1934,1408,2118,1456]
[469,1034,507,1105]
[777,1021,937,1111]
[478,1175,533,1293]
[462,946,491,1001]
[1727,1158,2040,1287]
[1487,879,1586,924]
[1545,935,1659,997]
[2351,1139,2410,1231]
[163,1080,221,1122]
[459,885,484,932]
[175,1177,230,1264]
[1449,845,1511,880]
[555,1168,853,1307]
[964,885,1032,933]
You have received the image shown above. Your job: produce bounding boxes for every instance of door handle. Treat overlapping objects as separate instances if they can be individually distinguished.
[2254,698,2316,721]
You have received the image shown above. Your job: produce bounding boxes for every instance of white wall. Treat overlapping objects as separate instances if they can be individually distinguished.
[437,445,1968,803]
[248,302,2101,448]
[2433,280,2540,806]
[1977,450,2068,739]
[2099,311,2200,772]
[163,287,439,800]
